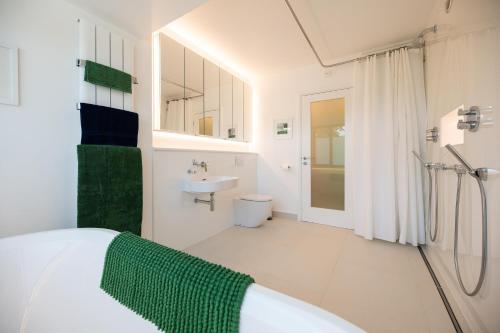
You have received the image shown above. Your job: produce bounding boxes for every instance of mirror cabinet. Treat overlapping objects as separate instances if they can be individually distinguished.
[156,33,253,142]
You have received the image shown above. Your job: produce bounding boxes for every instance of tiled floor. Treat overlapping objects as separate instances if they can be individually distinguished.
[186,218,455,333]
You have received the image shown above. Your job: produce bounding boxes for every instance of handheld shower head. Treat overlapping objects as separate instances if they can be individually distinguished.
[412,151,427,166]
[411,150,425,164]
[445,144,475,173]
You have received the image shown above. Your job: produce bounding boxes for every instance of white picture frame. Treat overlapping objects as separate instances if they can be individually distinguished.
[0,44,19,106]
[274,118,293,140]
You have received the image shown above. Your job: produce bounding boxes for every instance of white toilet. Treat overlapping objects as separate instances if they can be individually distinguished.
[234,194,273,228]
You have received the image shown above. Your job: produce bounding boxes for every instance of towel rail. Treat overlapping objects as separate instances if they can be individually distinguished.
[77,59,138,84]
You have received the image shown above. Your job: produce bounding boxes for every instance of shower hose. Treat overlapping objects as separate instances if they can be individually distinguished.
[453,171,488,296]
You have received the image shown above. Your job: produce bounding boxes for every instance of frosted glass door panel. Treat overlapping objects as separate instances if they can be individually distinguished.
[310,98,345,211]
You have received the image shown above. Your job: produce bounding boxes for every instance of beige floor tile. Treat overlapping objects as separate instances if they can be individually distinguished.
[320,262,430,333]
[185,218,453,333]
[257,271,325,306]
[337,233,416,279]
[271,228,348,291]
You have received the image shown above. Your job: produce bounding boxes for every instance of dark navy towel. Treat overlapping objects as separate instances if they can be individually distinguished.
[80,103,138,147]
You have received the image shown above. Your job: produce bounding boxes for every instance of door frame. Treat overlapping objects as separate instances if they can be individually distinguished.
[298,88,353,229]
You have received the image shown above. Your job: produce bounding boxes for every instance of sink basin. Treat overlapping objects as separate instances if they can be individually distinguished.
[182,176,239,193]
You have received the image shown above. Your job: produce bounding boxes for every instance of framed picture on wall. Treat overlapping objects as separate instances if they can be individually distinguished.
[274,119,293,139]
[0,43,19,106]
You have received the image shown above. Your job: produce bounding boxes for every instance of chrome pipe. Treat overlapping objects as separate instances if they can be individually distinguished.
[412,151,437,242]
[194,192,215,211]
[430,167,439,242]
[283,0,437,68]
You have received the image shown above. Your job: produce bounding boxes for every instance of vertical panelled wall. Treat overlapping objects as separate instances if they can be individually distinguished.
[78,19,134,111]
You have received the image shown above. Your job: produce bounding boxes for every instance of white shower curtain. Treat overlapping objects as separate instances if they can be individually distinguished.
[162,100,185,131]
[352,48,426,246]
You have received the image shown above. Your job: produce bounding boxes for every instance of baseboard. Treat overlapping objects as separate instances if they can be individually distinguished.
[272,211,298,220]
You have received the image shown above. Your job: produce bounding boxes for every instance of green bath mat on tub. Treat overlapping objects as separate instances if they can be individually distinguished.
[100,232,254,333]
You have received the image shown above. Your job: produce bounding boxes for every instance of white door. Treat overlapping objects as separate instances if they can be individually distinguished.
[300,90,352,229]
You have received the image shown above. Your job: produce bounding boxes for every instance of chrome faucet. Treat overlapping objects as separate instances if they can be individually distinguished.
[192,159,208,172]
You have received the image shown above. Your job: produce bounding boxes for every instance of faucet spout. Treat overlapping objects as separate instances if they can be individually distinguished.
[192,159,208,172]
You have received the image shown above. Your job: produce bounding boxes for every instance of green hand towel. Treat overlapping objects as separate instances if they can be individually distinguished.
[77,145,142,235]
[84,60,132,93]
[101,232,254,333]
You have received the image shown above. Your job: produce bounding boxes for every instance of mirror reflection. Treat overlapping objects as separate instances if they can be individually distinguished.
[155,33,252,142]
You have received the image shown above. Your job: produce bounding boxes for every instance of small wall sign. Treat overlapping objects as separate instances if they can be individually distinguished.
[274,119,293,139]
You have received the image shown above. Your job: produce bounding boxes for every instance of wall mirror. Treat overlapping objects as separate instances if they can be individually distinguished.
[155,33,253,142]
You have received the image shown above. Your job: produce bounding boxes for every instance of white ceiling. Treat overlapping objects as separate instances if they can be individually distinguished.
[166,0,438,78]
[65,0,207,37]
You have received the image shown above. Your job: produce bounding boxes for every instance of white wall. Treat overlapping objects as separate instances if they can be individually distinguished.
[0,0,201,238]
[153,149,257,249]
[64,0,207,38]
[423,1,500,332]
[255,63,354,215]
[0,0,87,237]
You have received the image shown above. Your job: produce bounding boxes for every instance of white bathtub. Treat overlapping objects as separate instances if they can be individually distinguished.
[0,229,364,333]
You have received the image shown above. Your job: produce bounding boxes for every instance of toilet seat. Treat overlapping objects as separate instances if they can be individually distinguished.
[239,194,273,202]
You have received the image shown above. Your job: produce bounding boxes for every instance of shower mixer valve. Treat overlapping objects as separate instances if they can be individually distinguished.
[457,105,493,132]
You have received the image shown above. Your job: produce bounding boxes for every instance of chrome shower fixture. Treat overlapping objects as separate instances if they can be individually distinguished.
[412,151,443,242]
[445,144,488,296]
[457,106,493,132]
[444,144,475,173]
[426,127,439,142]
[411,151,444,170]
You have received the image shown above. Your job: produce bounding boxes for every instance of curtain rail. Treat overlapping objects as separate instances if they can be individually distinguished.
[283,0,437,68]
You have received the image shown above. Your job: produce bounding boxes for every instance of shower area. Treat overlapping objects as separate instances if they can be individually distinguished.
[421,25,500,333]
[289,0,499,330]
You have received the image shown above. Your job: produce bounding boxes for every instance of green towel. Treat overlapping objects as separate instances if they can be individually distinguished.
[84,60,132,93]
[77,145,142,235]
[101,232,254,333]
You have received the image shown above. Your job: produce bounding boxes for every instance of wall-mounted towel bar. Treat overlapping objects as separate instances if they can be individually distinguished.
[77,59,138,85]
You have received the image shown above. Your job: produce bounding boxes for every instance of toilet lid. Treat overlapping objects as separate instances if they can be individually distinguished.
[240,194,273,202]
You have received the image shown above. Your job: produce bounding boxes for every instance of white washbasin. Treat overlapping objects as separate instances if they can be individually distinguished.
[182,176,239,193]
